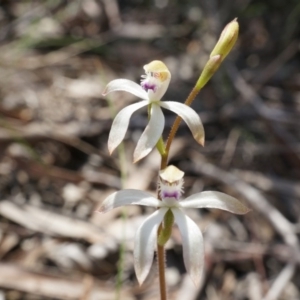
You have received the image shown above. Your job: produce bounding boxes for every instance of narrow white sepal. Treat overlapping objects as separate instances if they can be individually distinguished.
[172,207,204,286]
[160,101,205,146]
[134,207,168,285]
[133,104,165,163]
[108,101,147,154]
[98,189,161,213]
[181,191,250,214]
[103,79,149,100]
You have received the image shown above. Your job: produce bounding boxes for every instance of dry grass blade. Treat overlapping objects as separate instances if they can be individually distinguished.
[0,263,134,300]
[0,200,111,244]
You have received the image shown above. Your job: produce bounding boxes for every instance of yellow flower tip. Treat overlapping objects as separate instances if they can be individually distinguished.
[193,130,205,146]
[107,143,115,156]
[159,165,184,184]
[133,153,142,164]
[143,60,171,82]
[200,136,205,147]
[194,133,204,146]
[236,204,251,215]
[244,207,252,214]
[210,18,239,62]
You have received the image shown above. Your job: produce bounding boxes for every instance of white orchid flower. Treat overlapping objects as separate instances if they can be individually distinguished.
[98,165,250,285]
[103,60,205,162]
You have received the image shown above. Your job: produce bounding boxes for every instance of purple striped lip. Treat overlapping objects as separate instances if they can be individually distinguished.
[141,82,156,92]
[161,191,180,200]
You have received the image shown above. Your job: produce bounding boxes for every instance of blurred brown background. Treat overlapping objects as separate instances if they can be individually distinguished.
[0,0,299,299]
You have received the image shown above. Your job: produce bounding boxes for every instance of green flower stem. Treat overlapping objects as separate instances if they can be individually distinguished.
[157,56,222,299]
[156,19,239,294]
[156,84,203,300]
[161,19,239,168]
[161,55,223,169]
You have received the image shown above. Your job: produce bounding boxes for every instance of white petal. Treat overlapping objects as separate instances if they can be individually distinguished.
[134,208,168,285]
[108,101,147,154]
[133,104,165,162]
[103,79,148,100]
[98,189,161,213]
[172,208,204,286]
[180,191,250,214]
[159,101,205,146]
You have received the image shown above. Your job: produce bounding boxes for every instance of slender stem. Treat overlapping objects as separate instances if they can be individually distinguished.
[160,152,168,170]
[157,86,201,299]
[157,78,200,300]
[161,86,200,168]
[156,184,167,299]
[157,225,167,300]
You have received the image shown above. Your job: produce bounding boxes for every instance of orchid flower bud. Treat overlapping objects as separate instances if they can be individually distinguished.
[210,18,239,62]
[195,19,238,90]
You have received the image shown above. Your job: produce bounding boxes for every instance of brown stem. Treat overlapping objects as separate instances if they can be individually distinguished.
[160,152,168,170]
[161,87,200,168]
[157,86,201,299]
[157,224,167,300]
